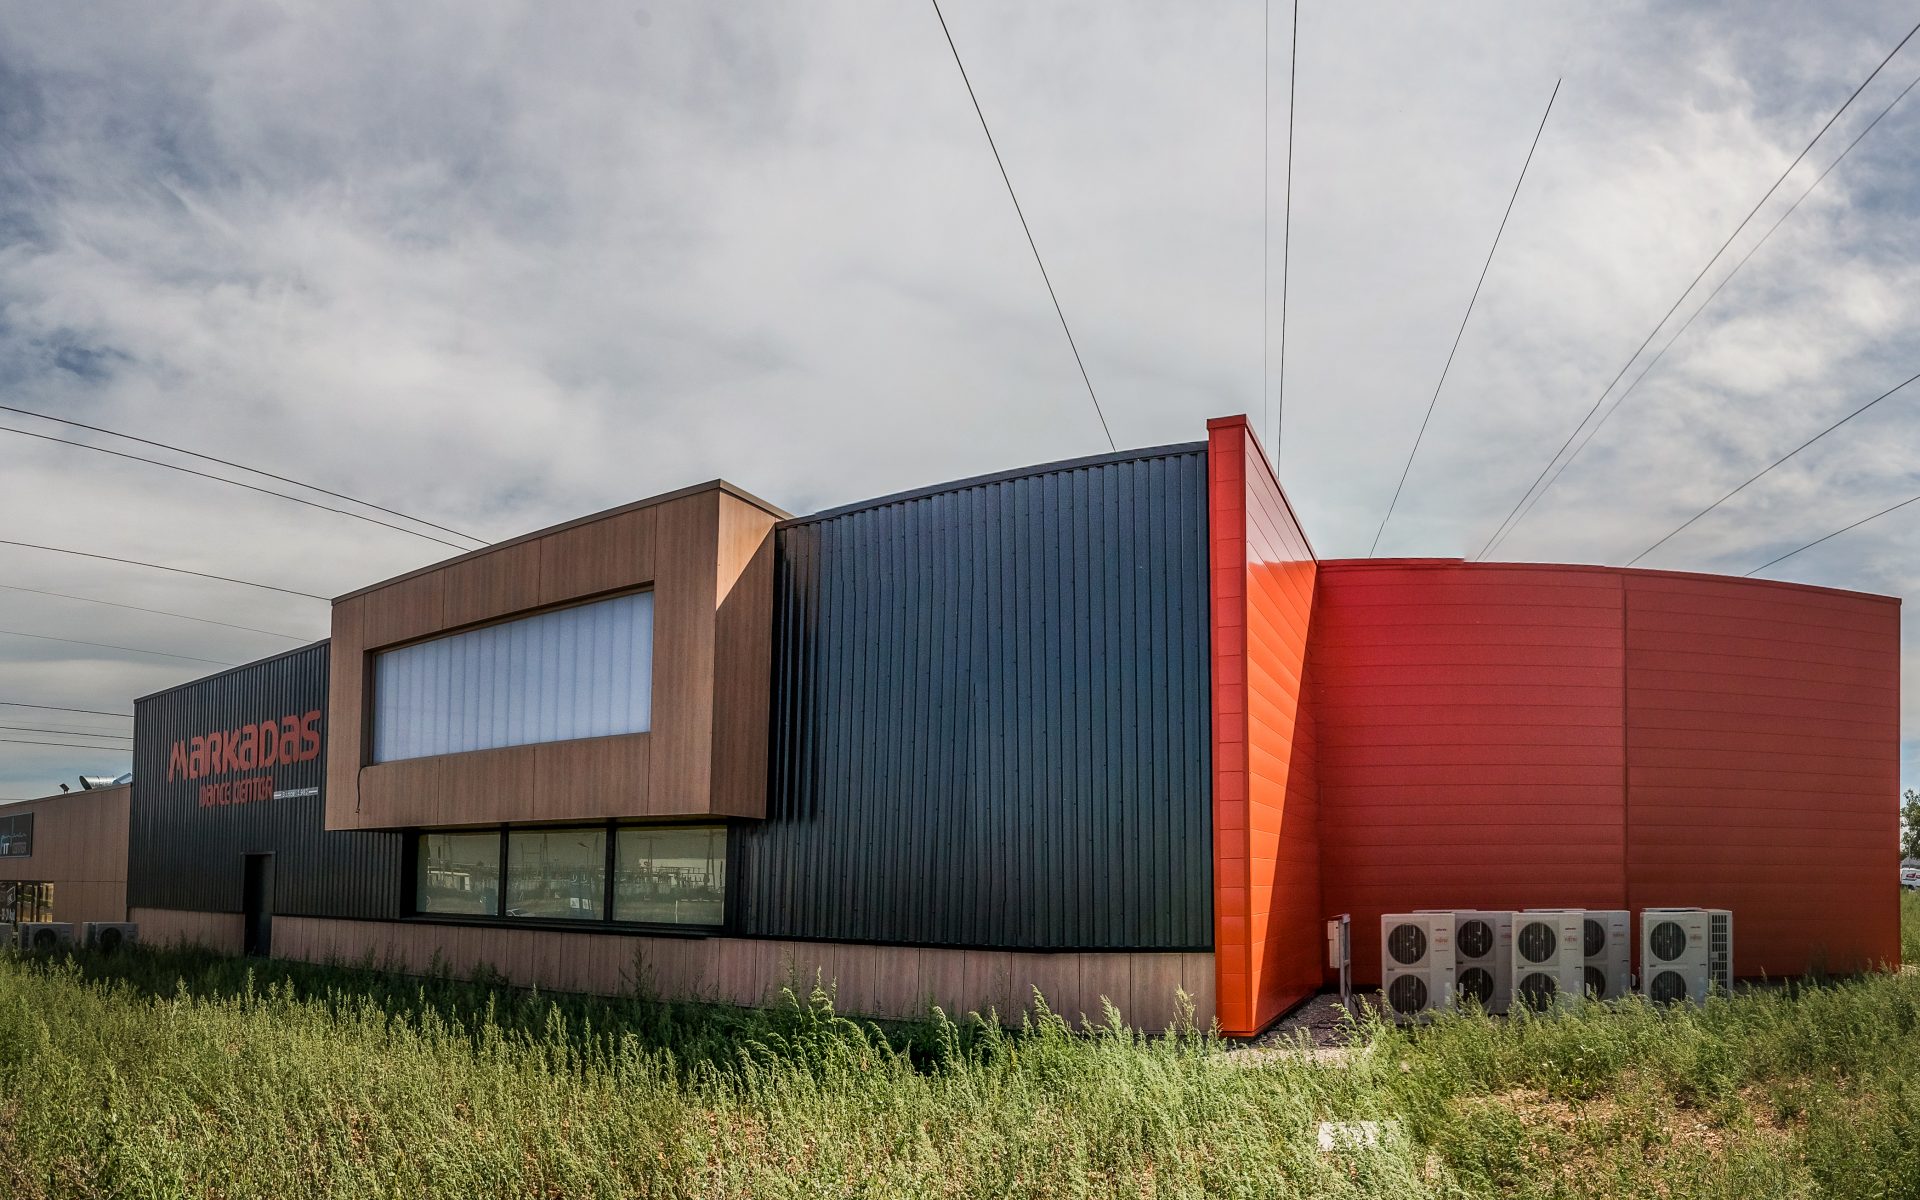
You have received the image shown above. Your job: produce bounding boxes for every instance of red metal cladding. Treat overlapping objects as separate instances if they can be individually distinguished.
[1623,572,1900,976]
[1310,559,1901,985]
[1207,416,1321,1036]
[1313,562,1630,983]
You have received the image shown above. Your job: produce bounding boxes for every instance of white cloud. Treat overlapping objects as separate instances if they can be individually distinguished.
[4,0,1920,795]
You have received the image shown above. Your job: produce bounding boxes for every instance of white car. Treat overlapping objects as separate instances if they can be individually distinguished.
[1902,866,1920,890]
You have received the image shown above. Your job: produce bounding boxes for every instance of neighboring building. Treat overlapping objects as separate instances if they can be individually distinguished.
[0,784,130,927]
[92,415,1899,1036]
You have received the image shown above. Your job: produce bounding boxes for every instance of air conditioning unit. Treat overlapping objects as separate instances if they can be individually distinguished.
[1640,908,1734,1004]
[1510,909,1585,1011]
[18,922,76,952]
[1380,912,1455,1019]
[83,922,139,954]
[1581,910,1633,1001]
[1420,909,1512,1014]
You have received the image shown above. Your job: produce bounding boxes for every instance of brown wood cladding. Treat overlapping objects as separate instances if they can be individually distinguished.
[260,914,1214,1031]
[0,785,130,925]
[327,484,780,831]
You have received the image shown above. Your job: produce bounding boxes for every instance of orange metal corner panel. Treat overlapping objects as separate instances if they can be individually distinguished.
[1208,415,1321,1036]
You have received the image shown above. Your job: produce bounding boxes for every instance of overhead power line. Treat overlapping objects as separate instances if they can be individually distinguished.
[0,736,131,754]
[0,403,488,546]
[1745,490,1920,575]
[0,627,235,667]
[0,539,329,601]
[1370,78,1560,557]
[1273,0,1299,466]
[0,583,309,642]
[0,701,132,720]
[1487,61,1920,555]
[0,724,134,741]
[0,423,472,552]
[927,0,1116,452]
[1474,13,1920,561]
[1626,367,1920,566]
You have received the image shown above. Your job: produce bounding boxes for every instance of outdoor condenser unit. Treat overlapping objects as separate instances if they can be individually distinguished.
[18,922,75,952]
[83,922,139,953]
[1509,909,1585,1011]
[1420,909,1512,1014]
[1580,910,1633,1001]
[1380,912,1455,1019]
[1640,908,1734,1004]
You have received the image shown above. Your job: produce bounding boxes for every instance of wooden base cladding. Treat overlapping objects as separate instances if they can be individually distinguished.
[328,484,782,831]
[262,918,1213,1032]
[130,907,246,955]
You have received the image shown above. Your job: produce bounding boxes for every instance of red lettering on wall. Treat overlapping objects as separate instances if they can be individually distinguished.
[167,711,323,793]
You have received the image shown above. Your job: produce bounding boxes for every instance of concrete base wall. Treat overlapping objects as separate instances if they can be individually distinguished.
[128,908,1214,1030]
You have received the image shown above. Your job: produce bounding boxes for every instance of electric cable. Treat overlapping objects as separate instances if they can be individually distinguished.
[0,701,132,720]
[0,724,134,741]
[0,402,488,545]
[1745,489,1920,575]
[0,583,309,641]
[928,0,1116,451]
[1274,0,1299,464]
[1487,62,1920,555]
[0,539,329,601]
[0,423,472,551]
[0,701,132,719]
[0,627,235,667]
[1370,78,1560,556]
[1474,13,1920,560]
[0,736,132,753]
[1627,367,1920,565]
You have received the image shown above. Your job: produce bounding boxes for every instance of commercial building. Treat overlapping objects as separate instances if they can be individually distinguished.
[0,783,129,928]
[30,415,1906,1036]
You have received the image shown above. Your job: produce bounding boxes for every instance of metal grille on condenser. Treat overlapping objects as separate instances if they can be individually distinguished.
[1457,918,1493,959]
[1516,920,1557,964]
[1517,972,1557,1011]
[1388,974,1429,1014]
[1649,921,1687,962]
[1584,965,1607,999]
[1458,966,1495,1006]
[1583,918,1606,958]
[1387,923,1428,965]
[1650,971,1688,1004]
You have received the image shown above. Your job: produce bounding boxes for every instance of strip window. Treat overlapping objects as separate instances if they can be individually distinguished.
[411,821,727,930]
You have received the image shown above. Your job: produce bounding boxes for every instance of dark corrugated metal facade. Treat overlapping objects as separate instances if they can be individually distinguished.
[735,444,1213,950]
[130,640,404,919]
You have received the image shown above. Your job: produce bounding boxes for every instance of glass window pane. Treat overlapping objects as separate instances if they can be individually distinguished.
[615,826,726,926]
[416,832,501,916]
[372,590,653,763]
[506,828,607,921]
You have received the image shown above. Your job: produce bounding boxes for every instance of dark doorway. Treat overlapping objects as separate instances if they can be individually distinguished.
[242,854,274,957]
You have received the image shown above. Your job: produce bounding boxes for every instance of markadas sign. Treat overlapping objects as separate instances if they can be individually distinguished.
[166,710,322,809]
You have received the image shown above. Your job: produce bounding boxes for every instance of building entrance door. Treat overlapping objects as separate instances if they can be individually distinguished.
[242,854,274,957]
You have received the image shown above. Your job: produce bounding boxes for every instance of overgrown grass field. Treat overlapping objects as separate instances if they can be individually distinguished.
[2,892,1916,1199]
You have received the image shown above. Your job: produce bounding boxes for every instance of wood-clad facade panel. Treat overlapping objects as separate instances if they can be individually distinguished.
[326,483,783,831]
[0,785,129,926]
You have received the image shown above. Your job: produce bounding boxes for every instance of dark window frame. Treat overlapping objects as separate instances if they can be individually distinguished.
[407,819,730,935]
[0,813,32,858]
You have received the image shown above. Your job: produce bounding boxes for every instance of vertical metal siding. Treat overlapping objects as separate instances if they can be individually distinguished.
[736,445,1213,950]
[130,641,405,919]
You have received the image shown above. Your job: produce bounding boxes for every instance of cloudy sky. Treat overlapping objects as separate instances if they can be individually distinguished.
[2,0,1919,799]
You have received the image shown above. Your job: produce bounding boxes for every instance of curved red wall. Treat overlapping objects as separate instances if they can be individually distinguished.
[1310,560,1900,984]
